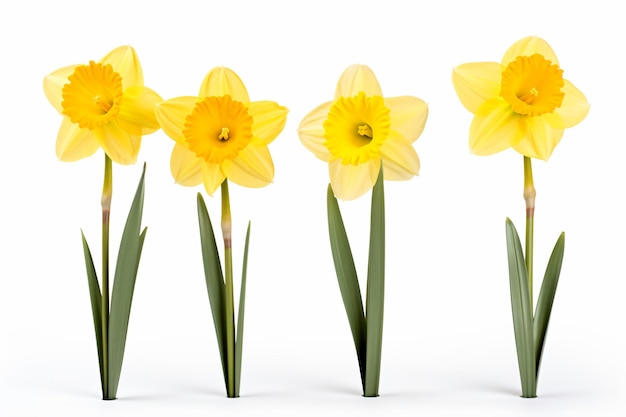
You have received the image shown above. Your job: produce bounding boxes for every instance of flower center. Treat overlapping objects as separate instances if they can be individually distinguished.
[323,92,390,165]
[357,124,373,138]
[61,61,123,130]
[182,95,253,164]
[500,54,564,117]
[218,127,230,140]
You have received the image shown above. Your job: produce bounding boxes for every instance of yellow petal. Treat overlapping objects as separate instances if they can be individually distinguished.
[118,86,163,135]
[56,117,100,161]
[502,36,559,67]
[335,65,382,99]
[202,162,226,196]
[298,101,333,161]
[329,158,380,201]
[556,79,590,128]
[99,45,143,89]
[379,131,420,180]
[385,96,428,143]
[248,101,288,144]
[452,62,502,113]
[199,67,249,104]
[513,114,564,160]
[43,64,79,113]
[94,123,140,165]
[170,143,203,186]
[155,97,197,145]
[223,144,274,188]
[469,98,524,155]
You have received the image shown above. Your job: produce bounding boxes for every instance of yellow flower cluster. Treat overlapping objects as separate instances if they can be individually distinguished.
[44,36,589,197]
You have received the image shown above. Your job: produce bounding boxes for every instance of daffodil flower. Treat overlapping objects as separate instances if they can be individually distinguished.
[453,37,589,398]
[155,67,288,195]
[44,46,162,165]
[44,46,157,400]
[155,67,287,398]
[298,65,429,397]
[298,64,428,200]
[452,36,590,160]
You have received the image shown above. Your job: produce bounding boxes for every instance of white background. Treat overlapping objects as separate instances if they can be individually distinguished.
[1,0,624,416]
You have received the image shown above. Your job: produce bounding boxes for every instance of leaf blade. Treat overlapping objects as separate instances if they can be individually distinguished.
[108,164,147,398]
[364,167,385,397]
[505,218,536,397]
[327,184,367,389]
[81,231,104,394]
[197,192,228,390]
[534,232,565,379]
[234,221,251,397]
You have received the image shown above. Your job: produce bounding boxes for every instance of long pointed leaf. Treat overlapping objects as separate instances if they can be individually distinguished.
[197,192,228,390]
[234,221,251,397]
[534,232,565,379]
[108,164,147,398]
[327,185,367,388]
[81,231,104,393]
[505,218,536,397]
[364,167,385,397]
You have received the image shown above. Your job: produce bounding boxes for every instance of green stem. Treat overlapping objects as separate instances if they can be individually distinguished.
[221,180,236,398]
[523,156,535,313]
[101,154,113,399]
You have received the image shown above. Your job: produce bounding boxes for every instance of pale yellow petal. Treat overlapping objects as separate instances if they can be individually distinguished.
[513,114,564,160]
[298,101,333,161]
[248,101,288,144]
[556,79,590,128]
[118,86,163,135]
[328,158,380,201]
[56,117,100,161]
[100,45,143,89]
[94,123,140,165]
[155,97,197,145]
[335,65,382,99]
[379,131,420,180]
[469,98,524,155]
[385,96,428,143]
[202,162,226,196]
[170,143,203,186]
[43,64,79,113]
[452,62,502,113]
[502,36,559,66]
[223,144,274,188]
[381,159,416,181]
[199,67,249,104]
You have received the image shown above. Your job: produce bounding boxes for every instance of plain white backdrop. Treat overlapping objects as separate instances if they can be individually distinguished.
[1,0,624,416]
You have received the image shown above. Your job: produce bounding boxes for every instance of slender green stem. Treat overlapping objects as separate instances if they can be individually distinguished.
[101,154,113,399]
[221,180,236,397]
[523,156,535,313]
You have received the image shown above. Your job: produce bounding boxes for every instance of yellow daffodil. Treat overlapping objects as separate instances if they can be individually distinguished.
[44,46,162,165]
[298,65,428,200]
[155,67,288,195]
[452,36,590,160]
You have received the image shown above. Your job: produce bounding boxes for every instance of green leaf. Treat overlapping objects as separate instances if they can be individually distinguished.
[534,232,565,379]
[80,231,104,393]
[364,167,385,397]
[234,221,251,397]
[108,164,147,399]
[327,184,367,389]
[197,192,228,390]
[505,218,536,398]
